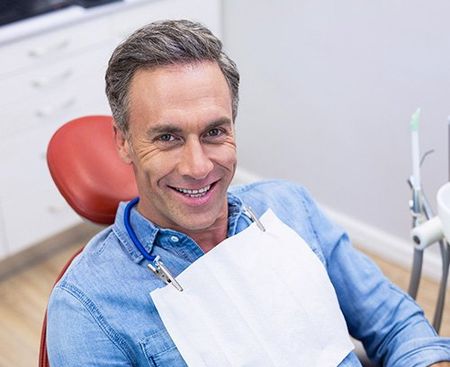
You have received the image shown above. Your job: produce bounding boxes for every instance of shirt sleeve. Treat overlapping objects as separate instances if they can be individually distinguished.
[46,284,133,366]
[299,186,450,367]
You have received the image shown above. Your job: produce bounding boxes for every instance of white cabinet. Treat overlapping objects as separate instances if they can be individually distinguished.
[109,0,221,41]
[0,20,113,256]
[0,43,113,254]
[0,0,221,259]
[0,16,111,78]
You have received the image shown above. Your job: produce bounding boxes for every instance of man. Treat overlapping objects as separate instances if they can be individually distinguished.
[47,20,450,366]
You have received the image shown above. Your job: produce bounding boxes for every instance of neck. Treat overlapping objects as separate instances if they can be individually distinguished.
[133,199,230,253]
[188,223,228,253]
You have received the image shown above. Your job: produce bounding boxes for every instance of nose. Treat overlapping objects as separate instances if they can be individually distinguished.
[177,138,214,179]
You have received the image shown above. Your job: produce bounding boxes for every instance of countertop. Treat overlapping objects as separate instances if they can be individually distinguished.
[0,0,156,46]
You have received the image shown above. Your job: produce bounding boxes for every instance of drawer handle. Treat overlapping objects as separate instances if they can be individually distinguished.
[28,39,70,58]
[47,205,65,214]
[31,69,74,89]
[35,97,76,118]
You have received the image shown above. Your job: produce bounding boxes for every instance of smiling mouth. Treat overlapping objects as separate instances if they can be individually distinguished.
[172,184,213,198]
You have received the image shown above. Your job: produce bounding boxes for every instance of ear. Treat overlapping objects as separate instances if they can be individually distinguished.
[113,125,133,164]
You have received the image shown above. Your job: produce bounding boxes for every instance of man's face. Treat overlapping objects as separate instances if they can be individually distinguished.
[116,62,237,234]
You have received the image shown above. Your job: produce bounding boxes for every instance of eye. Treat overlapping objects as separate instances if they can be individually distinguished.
[158,134,176,142]
[205,128,222,137]
[153,133,183,148]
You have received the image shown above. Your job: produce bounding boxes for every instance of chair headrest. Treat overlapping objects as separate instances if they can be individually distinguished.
[47,115,138,225]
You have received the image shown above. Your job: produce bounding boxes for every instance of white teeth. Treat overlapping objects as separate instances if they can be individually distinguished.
[175,185,211,197]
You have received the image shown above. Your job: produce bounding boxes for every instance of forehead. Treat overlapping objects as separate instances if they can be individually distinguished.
[127,62,232,129]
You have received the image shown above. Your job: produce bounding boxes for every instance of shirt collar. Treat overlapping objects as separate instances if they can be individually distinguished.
[113,201,160,263]
[113,192,246,263]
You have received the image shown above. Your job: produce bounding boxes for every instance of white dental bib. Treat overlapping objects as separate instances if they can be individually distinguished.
[150,209,354,366]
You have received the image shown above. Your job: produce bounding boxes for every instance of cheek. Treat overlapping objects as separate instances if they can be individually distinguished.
[135,151,178,183]
[209,144,237,168]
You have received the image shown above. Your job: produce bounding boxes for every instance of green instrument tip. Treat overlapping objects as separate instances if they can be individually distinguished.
[411,108,421,131]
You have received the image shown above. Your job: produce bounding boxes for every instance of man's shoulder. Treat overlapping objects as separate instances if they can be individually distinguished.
[229,179,329,262]
[229,179,317,221]
[229,179,311,202]
[52,226,122,292]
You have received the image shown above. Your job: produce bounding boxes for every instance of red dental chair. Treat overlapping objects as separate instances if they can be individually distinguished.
[39,115,137,367]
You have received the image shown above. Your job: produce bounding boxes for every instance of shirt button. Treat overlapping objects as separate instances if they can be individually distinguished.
[170,236,179,243]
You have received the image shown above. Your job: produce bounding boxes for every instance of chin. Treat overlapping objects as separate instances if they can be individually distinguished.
[177,211,221,231]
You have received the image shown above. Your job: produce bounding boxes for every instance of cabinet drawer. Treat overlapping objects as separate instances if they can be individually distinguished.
[0,123,80,254]
[0,18,111,77]
[0,44,112,138]
[0,64,78,106]
[0,90,110,140]
[0,94,77,139]
[0,122,57,195]
[0,39,112,104]
[1,184,81,255]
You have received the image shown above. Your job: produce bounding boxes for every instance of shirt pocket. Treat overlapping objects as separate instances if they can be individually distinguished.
[140,328,187,367]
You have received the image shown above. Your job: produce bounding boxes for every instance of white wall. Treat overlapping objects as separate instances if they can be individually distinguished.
[223,1,450,277]
[223,1,450,272]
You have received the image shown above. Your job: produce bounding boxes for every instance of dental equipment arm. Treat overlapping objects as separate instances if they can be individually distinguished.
[408,108,425,299]
[407,110,450,333]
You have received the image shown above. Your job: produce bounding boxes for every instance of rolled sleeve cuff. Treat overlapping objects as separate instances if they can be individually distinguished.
[385,337,450,367]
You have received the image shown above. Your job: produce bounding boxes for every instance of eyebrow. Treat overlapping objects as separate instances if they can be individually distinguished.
[146,117,232,137]
[203,117,233,132]
[147,124,183,137]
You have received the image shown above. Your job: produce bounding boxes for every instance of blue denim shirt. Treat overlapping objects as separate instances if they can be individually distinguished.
[47,180,450,366]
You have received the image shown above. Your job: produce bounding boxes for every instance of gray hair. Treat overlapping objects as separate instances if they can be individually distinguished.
[105,19,240,133]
